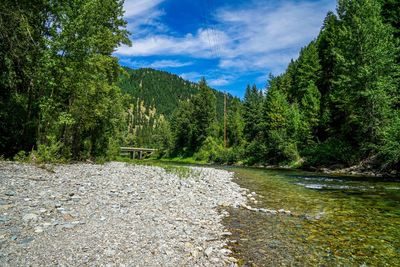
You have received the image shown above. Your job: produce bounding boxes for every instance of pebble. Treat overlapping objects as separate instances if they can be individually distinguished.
[5,191,16,196]
[22,213,38,222]
[19,237,34,244]
[105,248,116,257]
[0,216,10,222]
[228,257,238,263]
[34,226,44,233]
[205,247,213,257]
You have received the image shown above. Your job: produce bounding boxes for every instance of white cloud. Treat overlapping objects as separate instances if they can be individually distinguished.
[118,58,192,69]
[123,0,164,18]
[117,28,229,58]
[179,72,202,82]
[208,75,234,86]
[149,60,193,68]
[123,0,167,36]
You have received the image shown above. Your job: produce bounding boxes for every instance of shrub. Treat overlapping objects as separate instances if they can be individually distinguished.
[303,137,355,167]
[13,150,28,162]
[379,113,400,170]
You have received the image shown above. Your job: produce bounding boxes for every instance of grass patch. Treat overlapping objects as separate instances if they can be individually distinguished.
[158,156,208,165]
[114,156,200,179]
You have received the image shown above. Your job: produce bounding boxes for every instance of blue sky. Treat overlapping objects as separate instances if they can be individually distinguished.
[115,0,336,98]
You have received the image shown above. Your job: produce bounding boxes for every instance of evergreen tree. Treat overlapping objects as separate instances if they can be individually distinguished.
[262,84,300,164]
[290,41,322,103]
[190,78,217,151]
[242,84,263,142]
[332,0,397,156]
[299,82,321,146]
[227,98,245,147]
[171,100,193,154]
[171,78,216,154]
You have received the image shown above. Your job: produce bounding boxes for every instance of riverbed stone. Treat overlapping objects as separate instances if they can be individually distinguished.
[22,213,38,222]
[5,191,16,196]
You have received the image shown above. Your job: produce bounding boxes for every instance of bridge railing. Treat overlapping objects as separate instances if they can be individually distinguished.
[120,147,157,159]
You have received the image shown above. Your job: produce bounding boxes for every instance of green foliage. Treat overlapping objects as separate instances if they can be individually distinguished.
[13,151,28,162]
[303,138,356,167]
[243,84,263,141]
[227,98,245,147]
[379,111,400,169]
[171,78,217,155]
[194,136,243,164]
[290,41,322,102]
[299,82,321,146]
[34,136,63,163]
[261,85,300,164]
[194,136,224,162]
[0,0,130,161]
[331,0,397,154]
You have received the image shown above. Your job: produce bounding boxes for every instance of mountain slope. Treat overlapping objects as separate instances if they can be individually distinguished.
[118,67,232,120]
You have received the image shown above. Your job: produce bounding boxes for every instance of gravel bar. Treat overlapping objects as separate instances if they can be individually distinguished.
[0,161,246,266]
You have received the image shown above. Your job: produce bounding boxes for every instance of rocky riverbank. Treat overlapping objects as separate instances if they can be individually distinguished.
[0,161,246,266]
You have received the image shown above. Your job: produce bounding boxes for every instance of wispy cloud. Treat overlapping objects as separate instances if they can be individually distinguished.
[149,60,193,68]
[123,0,167,36]
[208,75,234,86]
[117,28,229,58]
[123,0,164,19]
[179,72,202,82]
[118,58,192,69]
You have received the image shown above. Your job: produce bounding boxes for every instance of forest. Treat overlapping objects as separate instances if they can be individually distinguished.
[1,0,399,172]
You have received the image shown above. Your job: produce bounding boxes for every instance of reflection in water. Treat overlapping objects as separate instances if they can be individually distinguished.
[222,167,400,266]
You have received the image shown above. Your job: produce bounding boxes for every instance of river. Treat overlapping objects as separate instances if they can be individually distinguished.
[222,167,400,266]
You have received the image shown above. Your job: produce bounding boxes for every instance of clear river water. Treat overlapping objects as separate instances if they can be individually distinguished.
[222,167,400,266]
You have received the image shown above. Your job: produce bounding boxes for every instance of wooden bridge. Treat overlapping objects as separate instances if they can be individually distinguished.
[120,147,157,159]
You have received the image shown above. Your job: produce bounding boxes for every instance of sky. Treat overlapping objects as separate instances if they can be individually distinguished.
[115,0,336,98]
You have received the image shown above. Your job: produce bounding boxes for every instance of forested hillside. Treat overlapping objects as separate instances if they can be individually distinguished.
[119,67,232,120]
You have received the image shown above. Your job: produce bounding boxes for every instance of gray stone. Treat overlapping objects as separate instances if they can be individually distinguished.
[19,237,34,244]
[61,223,76,229]
[205,247,213,257]
[105,248,116,257]
[34,226,44,233]
[190,249,199,258]
[0,216,9,223]
[220,248,232,255]
[22,213,38,222]
[5,191,16,196]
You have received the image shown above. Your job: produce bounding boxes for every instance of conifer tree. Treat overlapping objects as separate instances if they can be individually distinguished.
[332,0,397,155]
